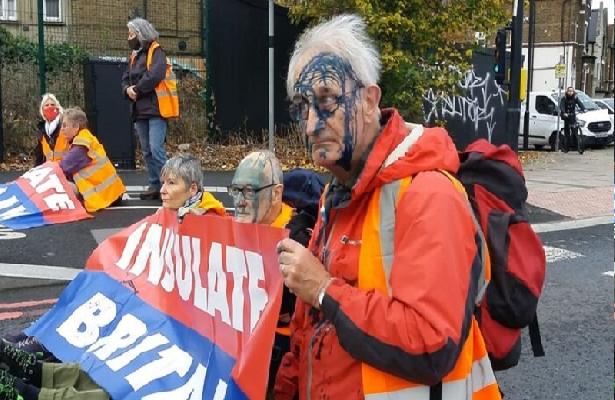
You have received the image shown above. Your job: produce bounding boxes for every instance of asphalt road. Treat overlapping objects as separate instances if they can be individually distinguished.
[497,223,613,399]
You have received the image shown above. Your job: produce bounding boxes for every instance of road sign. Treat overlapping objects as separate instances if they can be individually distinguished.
[554,63,566,79]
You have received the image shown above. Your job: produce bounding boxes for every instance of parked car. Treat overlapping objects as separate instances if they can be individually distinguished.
[593,98,614,129]
[519,90,613,150]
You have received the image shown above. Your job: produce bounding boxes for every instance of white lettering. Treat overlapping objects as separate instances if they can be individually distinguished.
[207,242,230,324]
[35,173,65,194]
[106,334,169,372]
[116,223,148,270]
[125,345,192,391]
[43,193,75,211]
[0,204,27,222]
[131,224,163,277]
[0,195,19,210]
[192,236,207,313]
[160,232,176,292]
[88,314,147,361]
[176,236,193,301]
[246,250,267,333]
[141,364,208,400]
[56,293,116,348]
[22,166,52,188]
[226,246,247,332]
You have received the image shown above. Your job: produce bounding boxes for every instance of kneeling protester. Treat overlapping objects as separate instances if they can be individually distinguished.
[60,107,125,212]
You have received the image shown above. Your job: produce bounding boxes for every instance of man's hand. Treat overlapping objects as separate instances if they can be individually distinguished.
[277,238,331,308]
[127,86,138,101]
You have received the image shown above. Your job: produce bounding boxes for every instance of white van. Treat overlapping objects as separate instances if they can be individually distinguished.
[518,91,613,150]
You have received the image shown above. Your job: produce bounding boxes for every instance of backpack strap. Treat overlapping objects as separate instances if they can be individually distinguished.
[528,313,545,357]
[439,170,490,306]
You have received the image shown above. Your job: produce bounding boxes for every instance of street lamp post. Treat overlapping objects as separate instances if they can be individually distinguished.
[507,0,524,151]
[522,0,536,151]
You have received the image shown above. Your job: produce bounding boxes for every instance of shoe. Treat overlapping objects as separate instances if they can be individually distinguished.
[1,334,26,346]
[139,186,161,200]
[0,369,22,400]
[0,340,37,382]
[12,338,53,362]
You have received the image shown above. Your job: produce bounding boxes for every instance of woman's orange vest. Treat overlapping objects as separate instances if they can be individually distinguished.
[130,41,180,119]
[359,175,501,400]
[41,132,70,162]
[71,129,126,212]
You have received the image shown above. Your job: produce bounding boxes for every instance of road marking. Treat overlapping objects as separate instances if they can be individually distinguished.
[532,216,612,233]
[125,186,227,193]
[91,228,122,244]
[0,227,26,240]
[0,308,48,322]
[0,263,79,281]
[0,298,57,310]
[602,271,614,277]
[544,246,583,263]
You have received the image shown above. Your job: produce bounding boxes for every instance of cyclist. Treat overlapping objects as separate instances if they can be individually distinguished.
[559,86,585,153]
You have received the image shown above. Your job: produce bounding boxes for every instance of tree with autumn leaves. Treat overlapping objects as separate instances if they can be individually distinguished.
[280,0,512,121]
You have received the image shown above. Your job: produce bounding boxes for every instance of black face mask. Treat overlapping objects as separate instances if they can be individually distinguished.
[128,37,140,50]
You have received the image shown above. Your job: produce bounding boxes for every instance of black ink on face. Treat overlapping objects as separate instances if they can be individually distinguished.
[293,53,363,171]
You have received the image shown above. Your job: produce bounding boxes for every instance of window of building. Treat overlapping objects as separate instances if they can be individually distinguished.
[0,0,17,21]
[43,0,61,22]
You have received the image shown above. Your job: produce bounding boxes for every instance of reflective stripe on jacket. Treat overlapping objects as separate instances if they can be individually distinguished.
[130,41,180,119]
[359,173,500,400]
[71,129,126,212]
[41,132,70,162]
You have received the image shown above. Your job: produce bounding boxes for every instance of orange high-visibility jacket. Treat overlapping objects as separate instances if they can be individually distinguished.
[71,129,126,212]
[130,41,179,119]
[274,109,501,400]
[41,131,70,162]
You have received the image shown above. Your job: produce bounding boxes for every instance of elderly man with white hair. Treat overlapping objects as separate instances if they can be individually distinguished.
[274,14,502,400]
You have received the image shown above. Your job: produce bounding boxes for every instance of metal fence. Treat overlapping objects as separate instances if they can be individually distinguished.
[0,0,207,159]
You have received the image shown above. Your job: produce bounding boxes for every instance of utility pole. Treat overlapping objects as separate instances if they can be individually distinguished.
[507,0,524,152]
[268,0,274,152]
[522,0,536,151]
[37,0,46,96]
[0,57,4,163]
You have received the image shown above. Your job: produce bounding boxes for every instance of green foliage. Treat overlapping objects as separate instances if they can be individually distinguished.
[285,0,511,120]
[0,26,88,74]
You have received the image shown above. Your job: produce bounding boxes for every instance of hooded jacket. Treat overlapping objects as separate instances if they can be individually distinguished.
[274,109,499,400]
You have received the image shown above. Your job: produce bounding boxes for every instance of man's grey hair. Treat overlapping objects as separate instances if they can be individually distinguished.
[39,93,64,119]
[161,155,203,188]
[286,14,381,97]
[127,17,159,45]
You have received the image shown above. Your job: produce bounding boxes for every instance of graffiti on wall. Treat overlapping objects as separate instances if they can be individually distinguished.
[423,69,508,143]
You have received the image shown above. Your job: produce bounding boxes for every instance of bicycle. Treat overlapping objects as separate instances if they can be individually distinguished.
[572,120,584,154]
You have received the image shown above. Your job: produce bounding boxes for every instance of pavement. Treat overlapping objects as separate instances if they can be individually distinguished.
[522,146,613,224]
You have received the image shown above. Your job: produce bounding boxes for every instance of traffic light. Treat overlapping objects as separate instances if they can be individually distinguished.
[494,28,507,84]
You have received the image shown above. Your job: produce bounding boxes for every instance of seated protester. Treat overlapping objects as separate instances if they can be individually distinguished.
[159,154,226,217]
[0,340,109,400]
[59,107,126,212]
[228,151,321,393]
[0,156,226,400]
[34,93,68,166]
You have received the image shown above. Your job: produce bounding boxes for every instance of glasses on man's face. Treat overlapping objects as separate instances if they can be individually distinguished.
[227,183,276,200]
[288,93,345,123]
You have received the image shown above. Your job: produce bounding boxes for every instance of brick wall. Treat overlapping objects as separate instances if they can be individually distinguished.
[70,0,202,57]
